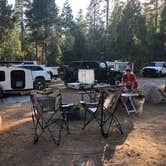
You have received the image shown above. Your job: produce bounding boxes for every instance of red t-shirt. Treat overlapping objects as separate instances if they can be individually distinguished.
[122,72,138,90]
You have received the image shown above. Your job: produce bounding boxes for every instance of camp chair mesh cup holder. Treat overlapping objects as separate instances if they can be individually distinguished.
[80,88,123,138]
[30,90,73,145]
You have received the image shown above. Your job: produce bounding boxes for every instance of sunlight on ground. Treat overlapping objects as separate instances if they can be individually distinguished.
[0,117,31,132]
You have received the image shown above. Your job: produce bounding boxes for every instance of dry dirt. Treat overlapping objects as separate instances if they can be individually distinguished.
[0,79,166,166]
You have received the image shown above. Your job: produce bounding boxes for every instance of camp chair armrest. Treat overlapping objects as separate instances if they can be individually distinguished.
[80,101,98,107]
[62,103,74,108]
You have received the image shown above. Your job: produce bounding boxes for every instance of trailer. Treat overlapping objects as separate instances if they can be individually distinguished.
[0,66,34,97]
[106,61,131,72]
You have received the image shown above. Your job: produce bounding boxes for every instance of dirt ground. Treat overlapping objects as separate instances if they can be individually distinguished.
[0,79,166,166]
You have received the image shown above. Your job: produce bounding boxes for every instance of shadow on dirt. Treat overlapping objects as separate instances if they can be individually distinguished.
[0,100,134,166]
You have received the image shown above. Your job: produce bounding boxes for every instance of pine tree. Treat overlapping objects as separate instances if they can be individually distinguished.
[116,0,147,67]
[0,0,18,60]
[25,0,58,63]
[60,0,75,63]
[73,9,86,60]
[61,0,74,29]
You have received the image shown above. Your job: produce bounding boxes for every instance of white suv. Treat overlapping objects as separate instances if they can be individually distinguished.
[17,64,51,89]
[142,61,166,77]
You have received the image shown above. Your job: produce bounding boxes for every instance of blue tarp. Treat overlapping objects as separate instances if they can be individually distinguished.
[0,96,30,104]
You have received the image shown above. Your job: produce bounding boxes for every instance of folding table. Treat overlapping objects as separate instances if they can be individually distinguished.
[121,93,139,114]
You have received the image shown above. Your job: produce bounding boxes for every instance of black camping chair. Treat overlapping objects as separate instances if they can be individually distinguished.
[31,89,73,145]
[80,88,123,138]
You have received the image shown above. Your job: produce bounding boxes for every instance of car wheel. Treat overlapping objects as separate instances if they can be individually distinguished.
[142,73,146,77]
[158,71,162,77]
[34,78,46,90]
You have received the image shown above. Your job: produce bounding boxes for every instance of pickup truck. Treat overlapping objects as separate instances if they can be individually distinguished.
[16,64,51,90]
[60,60,123,86]
[142,61,166,77]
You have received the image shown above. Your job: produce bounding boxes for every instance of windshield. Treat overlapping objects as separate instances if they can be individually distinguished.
[18,66,43,71]
[149,62,163,67]
[118,63,129,71]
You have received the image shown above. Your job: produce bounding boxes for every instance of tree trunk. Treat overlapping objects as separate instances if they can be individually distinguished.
[41,41,45,64]
[106,0,109,29]
[44,42,47,65]
[155,0,159,30]
[35,41,38,61]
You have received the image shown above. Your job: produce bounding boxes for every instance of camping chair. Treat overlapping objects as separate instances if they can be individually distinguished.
[80,88,123,138]
[31,89,72,145]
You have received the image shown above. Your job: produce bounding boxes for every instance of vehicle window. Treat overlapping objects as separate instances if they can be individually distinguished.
[23,62,34,64]
[0,71,5,81]
[99,62,106,69]
[69,62,81,68]
[82,62,98,69]
[156,63,163,67]
[149,62,163,67]
[19,66,43,71]
[106,61,114,68]
[149,62,156,66]
[34,66,43,71]
[118,63,128,71]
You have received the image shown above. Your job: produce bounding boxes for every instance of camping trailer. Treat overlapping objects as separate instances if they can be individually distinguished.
[0,66,34,97]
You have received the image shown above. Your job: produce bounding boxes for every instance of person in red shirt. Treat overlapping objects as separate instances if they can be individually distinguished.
[122,68,138,91]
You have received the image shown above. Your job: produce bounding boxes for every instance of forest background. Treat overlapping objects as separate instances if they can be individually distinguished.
[0,0,165,72]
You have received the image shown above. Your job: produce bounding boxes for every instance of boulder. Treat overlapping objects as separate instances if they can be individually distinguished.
[139,84,166,104]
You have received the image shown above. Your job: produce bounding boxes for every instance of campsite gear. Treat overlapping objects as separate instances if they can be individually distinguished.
[0,66,33,96]
[121,93,139,114]
[61,60,122,86]
[80,87,123,138]
[31,89,73,145]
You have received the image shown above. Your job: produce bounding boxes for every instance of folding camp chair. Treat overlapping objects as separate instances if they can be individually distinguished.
[31,89,72,145]
[80,88,123,138]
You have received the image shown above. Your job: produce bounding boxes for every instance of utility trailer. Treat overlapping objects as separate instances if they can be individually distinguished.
[0,66,34,97]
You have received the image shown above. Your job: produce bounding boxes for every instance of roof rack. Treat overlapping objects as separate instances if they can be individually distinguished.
[0,61,37,66]
[0,61,23,66]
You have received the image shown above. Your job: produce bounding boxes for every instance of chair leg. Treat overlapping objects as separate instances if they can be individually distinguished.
[100,113,123,138]
[113,115,123,135]
[32,114,40,144]
[100,115,114,138]
[82,111,98,130]
[62,112,70,134]
[45,119,64,145]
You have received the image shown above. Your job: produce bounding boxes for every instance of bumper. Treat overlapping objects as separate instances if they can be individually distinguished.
[142,70,160,76]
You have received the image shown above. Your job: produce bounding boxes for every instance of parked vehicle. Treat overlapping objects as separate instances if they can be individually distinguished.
[44,66,60,79]
[60,60,123,86]
[0,66,33,97]
[141,61,166,77]
[106,61,131,72]
[16,64,51,90]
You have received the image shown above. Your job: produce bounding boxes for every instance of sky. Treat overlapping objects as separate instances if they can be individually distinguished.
[8,0,90,16]
[8,0,146,16]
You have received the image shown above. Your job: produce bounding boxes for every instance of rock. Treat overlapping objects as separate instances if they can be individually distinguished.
[139,84,166,104]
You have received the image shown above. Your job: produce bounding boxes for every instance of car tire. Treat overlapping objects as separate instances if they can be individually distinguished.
[142,73,146,77]
[34,78,46,90]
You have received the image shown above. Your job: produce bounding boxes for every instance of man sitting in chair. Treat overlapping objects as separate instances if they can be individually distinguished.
[122,68,138,92]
